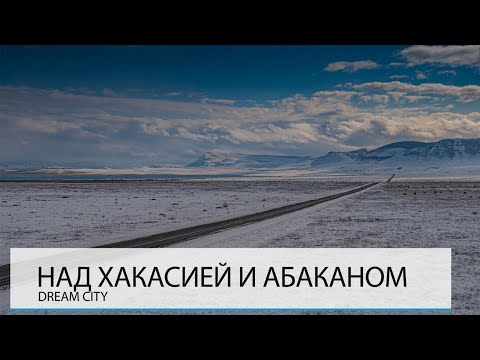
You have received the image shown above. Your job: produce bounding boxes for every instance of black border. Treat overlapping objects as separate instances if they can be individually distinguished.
[2,4,478,44]
[3,315,478,345]
[2,4,478,335]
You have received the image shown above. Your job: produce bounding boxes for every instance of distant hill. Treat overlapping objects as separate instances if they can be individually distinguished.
[310,148,368,166]
[3,138,480,174]
[311,138,480,167]
[187,139,480,170]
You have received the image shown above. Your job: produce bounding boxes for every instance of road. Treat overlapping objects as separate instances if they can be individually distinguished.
[0,181,380,287]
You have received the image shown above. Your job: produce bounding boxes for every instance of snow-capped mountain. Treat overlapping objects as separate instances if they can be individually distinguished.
[188,139,480,170]
[310,148,368,166]
[3,138,479,174]
[187,151,313,168]
[311,138,480,167]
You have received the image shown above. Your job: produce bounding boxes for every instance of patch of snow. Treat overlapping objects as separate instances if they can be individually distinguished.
[173,180,480,314]
[0,180,365,265]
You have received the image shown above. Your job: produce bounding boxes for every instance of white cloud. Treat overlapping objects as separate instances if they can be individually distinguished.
[415,71,427,80]
[201,98,237,105]
[402,95,435,103]
[386,91,405,102]
[437,70,457,76]
[390,75,409,80]
[17,117,82,134]
[271,91,358,116]
[311,90,357,101]
[351,81,480,103]
[324,60,380,73]
[388,62,405,67]
[2,85,480,164]
[400,45,480,67]
[360,94,390,104]
[228,123,320,144]
[165,91,182,96]
[138,118,171,135]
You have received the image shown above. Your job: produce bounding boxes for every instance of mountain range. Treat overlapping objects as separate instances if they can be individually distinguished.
[2,138,479,173]
[188,138,480,169]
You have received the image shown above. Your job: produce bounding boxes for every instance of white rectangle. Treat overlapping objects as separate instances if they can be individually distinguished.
[10,248,451,310]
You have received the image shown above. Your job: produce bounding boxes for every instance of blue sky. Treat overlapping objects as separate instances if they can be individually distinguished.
[1,45,479,167]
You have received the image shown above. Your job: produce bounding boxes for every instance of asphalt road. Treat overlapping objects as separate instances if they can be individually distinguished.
[0,181,380,287]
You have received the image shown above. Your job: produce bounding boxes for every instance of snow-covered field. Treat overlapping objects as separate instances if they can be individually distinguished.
[176,180,480,314]
[1,179,479,314]
[0,179,364,264]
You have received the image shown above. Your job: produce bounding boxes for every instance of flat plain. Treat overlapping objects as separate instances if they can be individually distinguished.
[1,178,479,314]
[0,180,364,264]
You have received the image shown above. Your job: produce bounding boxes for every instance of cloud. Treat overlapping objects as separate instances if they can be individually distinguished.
[17,117,83,134]
[268,91,358,116]
[311,90,357,101]
[138,118,171,135]
[388,62,405,67]
[437,70,457,76]
[350,81,480,103]
[389,75,409,80]
[402,95,435,103]
[2,85,480,165]
[322,105,479,147]
[186,91,207,98]
[359,94,390,104]
[228,123,320,144]
[64,87,97,95]
[324,60,380,73]
[165,91,182,96]
[400,45,480,67]
[415,71,427,80]
[201,98,237,105]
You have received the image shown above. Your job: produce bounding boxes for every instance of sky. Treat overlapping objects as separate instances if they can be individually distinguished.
[1,45,479,167]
